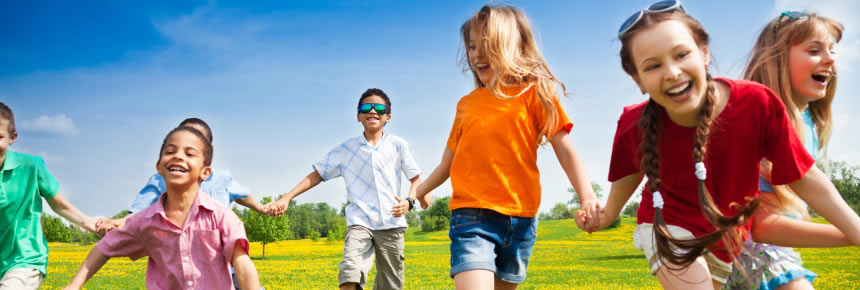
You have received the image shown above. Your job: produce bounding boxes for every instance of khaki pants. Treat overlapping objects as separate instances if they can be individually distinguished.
[338,225,406,290]
[633,223,732,284]
[0,268,42,290]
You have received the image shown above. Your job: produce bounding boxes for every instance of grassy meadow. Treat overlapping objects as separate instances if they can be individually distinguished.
[41,218,860,289]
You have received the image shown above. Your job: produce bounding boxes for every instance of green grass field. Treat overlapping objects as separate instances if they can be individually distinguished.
[41,218,860,289]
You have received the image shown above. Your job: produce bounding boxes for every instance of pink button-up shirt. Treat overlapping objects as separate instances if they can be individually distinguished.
[97,190,248,290]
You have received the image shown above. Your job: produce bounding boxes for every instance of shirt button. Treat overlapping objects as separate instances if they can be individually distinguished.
[187,281,193,286]
[183,256,190,262]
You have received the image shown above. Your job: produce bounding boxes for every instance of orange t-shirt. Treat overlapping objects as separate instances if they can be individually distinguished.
[446,84,573,217]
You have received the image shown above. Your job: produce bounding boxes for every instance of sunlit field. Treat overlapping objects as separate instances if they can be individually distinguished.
[41,218,860,289]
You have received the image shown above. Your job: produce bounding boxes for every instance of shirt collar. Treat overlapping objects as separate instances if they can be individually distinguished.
[146,189,214,219]
[1,151,22,171]
[359,130,387,146]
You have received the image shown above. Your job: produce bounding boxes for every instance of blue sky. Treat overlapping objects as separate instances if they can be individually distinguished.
[2,0,858,218]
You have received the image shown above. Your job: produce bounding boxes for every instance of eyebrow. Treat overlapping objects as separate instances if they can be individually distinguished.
[638,44,688,68]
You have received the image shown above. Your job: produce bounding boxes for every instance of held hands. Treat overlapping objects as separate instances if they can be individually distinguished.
[575,199,604,234]
[94,218,122,236]
[392,196,410,217]
[266,198,290,216]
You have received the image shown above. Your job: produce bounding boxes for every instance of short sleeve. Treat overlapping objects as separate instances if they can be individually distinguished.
[608,112,642,182]
[762,91,815,185]
[398,139,421,180]
[219,209,249,264]
[532,95,573,139]
[446,102,464,153]
[129,174,165,213]
[35,157,59,199]
[312,146,343,181]
[224,172,250,202]
[96,214,147,260]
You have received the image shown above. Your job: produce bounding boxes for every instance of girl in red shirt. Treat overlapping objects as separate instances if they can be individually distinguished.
[577,1,860,289]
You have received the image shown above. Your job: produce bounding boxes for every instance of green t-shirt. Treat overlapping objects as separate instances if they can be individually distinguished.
[0,151,59,277]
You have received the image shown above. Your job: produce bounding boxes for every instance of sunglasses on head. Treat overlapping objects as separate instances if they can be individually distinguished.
[618,0,685,38]
[774,11,806,35]
[358,103,389,114]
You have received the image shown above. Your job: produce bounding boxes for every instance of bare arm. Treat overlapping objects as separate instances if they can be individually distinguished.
[46,194,98,234]
[415,148,454,200]
[232,242,261,290]
[751,193,851,247]
[64,247,110,289]
[579,173,643,232]
[788,166,860,246]
[550,131,601,228]
[269,171,323,215]
[235,196,267,215]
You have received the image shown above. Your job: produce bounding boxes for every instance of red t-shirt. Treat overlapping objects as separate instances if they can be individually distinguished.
[608,78,814,262]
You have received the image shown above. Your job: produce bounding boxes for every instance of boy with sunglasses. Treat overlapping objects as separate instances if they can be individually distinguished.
[268,88,422,290]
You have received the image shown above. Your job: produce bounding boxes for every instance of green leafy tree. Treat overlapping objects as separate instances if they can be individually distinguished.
[42,214,73,242]
[420,196,451,232]
[243,197,291,259]
[326,215,347,243]
[405,210,420,228]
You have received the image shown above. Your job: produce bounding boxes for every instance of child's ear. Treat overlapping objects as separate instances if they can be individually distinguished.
[200,166,212,182]
[632,75,646,94]
[702,45,711,67]
[357,113,361,123]
[9,132,16,145]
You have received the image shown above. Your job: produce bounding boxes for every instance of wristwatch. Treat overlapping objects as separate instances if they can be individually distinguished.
[406,197,416,210]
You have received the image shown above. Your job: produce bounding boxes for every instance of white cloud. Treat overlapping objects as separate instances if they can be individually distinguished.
[19,114,79,136]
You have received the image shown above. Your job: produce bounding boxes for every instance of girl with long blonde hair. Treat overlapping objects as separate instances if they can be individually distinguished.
[415,4,600,289]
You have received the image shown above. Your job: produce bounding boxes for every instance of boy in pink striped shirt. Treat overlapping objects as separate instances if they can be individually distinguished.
[65,126,260,290]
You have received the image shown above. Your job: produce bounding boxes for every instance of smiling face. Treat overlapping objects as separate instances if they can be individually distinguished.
[630,20,711,126]
[789,29,837,108]
[156,130,211,189]
[468,24,496,86]
[357,95,391,131]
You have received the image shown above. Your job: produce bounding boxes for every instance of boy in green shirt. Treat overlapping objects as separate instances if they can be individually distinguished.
[0,101,99,289]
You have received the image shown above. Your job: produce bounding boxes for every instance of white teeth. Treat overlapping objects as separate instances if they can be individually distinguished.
[667,82,690,94]
[474,63,489,69]
[814,72,831,77]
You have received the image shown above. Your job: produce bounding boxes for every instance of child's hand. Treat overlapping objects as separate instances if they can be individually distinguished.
[267,199,289,216]
[418,193,432,209]
[578,199,604,233]
[95,218,121,236]
[392,196,409,217]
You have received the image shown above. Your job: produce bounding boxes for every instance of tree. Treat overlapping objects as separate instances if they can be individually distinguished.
[405,211,420,228]
[243,196,291,259]
[621,201,640,217]
[42,214,74,242]
[568,182,604,208]
[420,196,451,232]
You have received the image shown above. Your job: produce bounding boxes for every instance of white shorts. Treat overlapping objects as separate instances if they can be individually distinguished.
[633,223,732,284]
[0,268,43,290]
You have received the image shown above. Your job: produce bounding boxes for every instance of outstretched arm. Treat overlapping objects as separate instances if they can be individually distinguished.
[46,194,99,234]
[232,242,261,290]
[786,166,860,247]
[269,171,323,216]
[415,148,454,203]
[550,131,601,229]
[751,195,851,247]
[235,196,268,215]
[64,247,110,289]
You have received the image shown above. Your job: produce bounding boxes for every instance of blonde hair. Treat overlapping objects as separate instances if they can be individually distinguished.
[744,12,843,220]
[460,4,566,144]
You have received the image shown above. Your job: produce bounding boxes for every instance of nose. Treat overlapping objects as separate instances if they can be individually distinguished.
[822,50,835,65]
[664,63,682,81]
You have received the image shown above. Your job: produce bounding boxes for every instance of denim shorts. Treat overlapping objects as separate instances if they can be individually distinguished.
[449,208,538,284]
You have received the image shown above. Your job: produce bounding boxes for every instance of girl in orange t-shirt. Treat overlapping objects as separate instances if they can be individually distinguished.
[414,4,600,289]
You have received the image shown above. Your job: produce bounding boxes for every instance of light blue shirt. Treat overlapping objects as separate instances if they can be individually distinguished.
[759,109,819,192]
[128,170,250,213]
[314,132,421,230]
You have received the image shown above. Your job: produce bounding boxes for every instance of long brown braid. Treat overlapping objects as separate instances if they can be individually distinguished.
[622,10,760,269]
